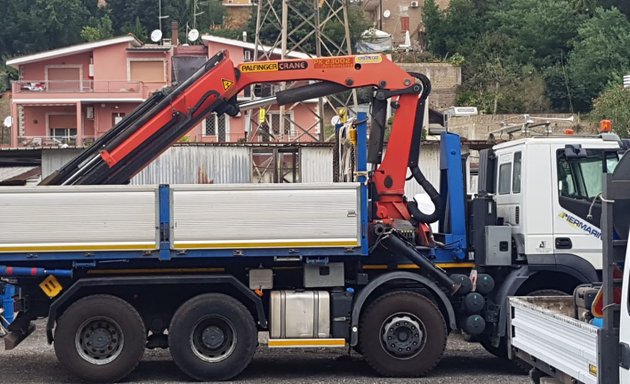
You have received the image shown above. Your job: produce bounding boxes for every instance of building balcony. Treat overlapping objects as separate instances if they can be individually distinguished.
[17,135,96,148]
[11,80,160,101]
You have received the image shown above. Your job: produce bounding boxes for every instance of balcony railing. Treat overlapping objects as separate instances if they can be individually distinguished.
[18,135,96,148]
[12,80,145,94]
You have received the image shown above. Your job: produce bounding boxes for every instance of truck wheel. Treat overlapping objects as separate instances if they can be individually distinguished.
[359,291,447,377]
[54,295,146,383]
[168,293,257,381]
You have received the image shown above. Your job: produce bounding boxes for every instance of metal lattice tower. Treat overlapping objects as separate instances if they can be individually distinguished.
[249,0,357,143]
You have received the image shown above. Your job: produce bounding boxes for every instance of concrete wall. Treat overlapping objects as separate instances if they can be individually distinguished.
[398,62,461,108]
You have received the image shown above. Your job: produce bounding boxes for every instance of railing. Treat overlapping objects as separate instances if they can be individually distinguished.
[12,80,146,94]
[18,135,96,147]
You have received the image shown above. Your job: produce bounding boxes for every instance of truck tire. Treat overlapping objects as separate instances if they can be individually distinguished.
[168,293,257,381]
[54,294,146,383]
[359,291,447,377]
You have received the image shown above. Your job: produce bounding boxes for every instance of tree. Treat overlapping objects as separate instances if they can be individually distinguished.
[0,0,91,57]
[492,0,583,68]
[592,85,630,137]
[105,0,157,35]
[570,0,597,14]
[421,0,446,55]
[80,15,114,42]
[598,0,630,18]
[567,7,630,111]
[122,16,149,42]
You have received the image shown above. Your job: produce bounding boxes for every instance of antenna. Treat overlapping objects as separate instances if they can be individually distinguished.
[192,0,204,30]
[150,29,163,43]
[188,28,199,42]
[2,116,12,128]
[158,0,169,32]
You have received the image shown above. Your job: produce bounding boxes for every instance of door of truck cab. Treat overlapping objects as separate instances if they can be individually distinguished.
[553,147,619,270]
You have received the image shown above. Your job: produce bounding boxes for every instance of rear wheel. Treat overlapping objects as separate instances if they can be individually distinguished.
[359,291,447,377]
[54,295,146,383]
[169,293,257,381]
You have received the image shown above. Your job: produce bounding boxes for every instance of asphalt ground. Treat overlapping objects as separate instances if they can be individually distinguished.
[0,321,530,384]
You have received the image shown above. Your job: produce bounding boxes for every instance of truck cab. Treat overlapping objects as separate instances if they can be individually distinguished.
[490,137,619,271]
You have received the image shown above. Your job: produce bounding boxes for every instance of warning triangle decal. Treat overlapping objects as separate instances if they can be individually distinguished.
[222,79,234,90]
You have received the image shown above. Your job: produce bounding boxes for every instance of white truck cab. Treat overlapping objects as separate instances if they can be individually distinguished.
[491,136,620,270]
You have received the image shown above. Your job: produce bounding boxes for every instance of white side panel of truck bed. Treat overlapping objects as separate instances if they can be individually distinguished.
[171,183,361,249]
[509,296,599,384]
[0,186,159,252]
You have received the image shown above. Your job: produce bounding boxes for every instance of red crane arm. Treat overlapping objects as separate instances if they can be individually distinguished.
[46,50,431,225]
[223,55,426,221]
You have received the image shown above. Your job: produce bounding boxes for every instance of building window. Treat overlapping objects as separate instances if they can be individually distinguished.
[129,60,166,82]
[50,128,78,145]
[46,65,82,91]
[401,16,410,32]
[204,113,230,141]
[48,114,77,144]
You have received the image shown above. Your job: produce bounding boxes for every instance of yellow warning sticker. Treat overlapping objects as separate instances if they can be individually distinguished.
[239,62,279,72]
[355,54,383,64]
[222,79,234,90]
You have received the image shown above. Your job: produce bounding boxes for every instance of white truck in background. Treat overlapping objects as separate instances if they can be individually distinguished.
[508,147,630,384]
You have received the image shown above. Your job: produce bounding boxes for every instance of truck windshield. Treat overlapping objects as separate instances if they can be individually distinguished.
[557,150,618,200]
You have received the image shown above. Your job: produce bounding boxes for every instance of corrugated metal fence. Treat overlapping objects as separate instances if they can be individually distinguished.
[131,146,251,184]
[300,147,333,182]
[41,144,463,195]
[42,146,335,185]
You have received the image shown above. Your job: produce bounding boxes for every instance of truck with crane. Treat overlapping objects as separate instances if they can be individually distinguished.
[0,50,623,382]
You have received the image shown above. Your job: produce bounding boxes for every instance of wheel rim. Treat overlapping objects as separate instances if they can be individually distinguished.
[380,313,425,359]
[75,316,125,365]
[190,315,237,363]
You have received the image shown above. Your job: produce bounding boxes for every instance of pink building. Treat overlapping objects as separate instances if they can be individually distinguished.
[7,35,173,148]
[6,34,320,148]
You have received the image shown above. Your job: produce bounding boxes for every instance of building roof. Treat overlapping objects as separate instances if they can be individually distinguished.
[201,35,311,59]
[6,35,142,69]
[0,166,40,185]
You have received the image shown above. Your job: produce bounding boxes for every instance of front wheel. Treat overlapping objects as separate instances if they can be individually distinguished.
[359,291,447,377]
[54,295,146,383]
[168,293,257,381]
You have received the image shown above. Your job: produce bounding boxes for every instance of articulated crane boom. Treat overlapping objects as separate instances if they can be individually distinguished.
[40,50,439,234]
